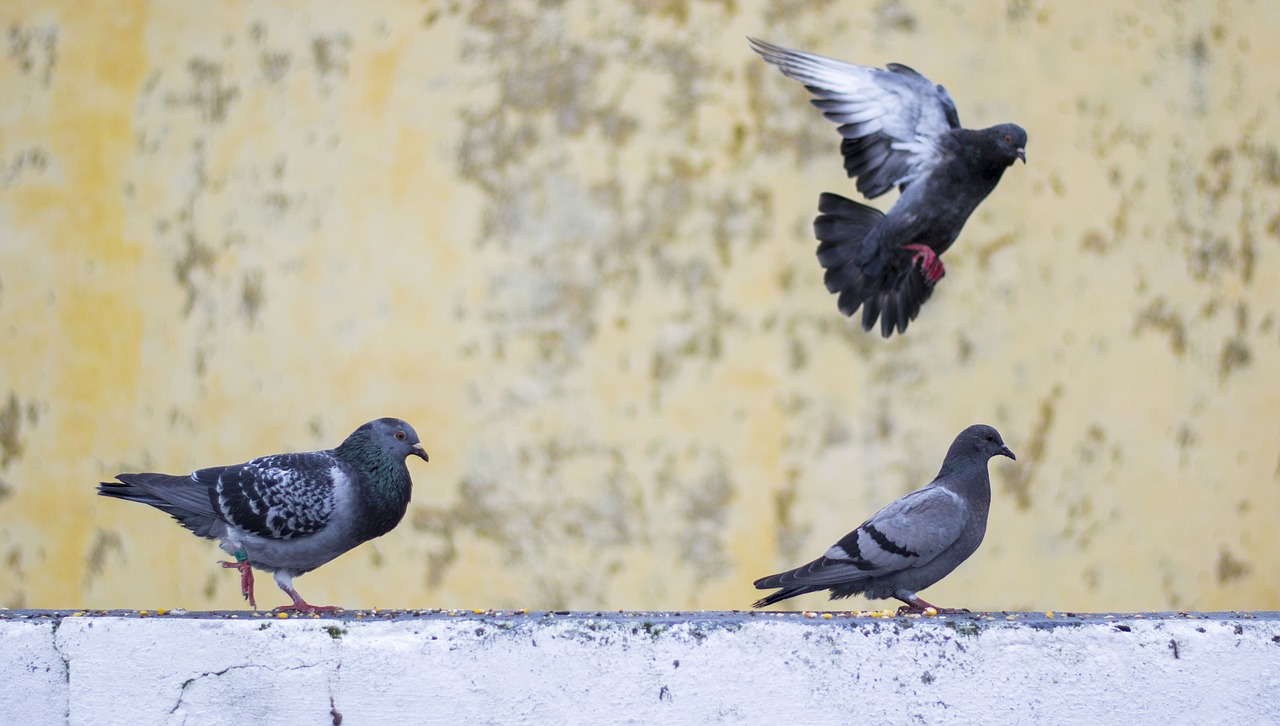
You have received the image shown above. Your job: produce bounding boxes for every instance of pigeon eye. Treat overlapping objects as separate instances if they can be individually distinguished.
[395,431,406,441]
[1004,134,1012,143]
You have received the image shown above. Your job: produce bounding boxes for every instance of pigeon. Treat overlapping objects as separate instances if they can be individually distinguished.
[752,424,1014,612]
[749,37,1027,337]
[98,417,429,613]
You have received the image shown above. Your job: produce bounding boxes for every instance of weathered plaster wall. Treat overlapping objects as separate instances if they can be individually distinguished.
[0,1,1277,612]
[3,611,1280,725]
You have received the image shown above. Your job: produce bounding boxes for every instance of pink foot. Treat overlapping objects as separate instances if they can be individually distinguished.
[897,595,970,615]
[274,586,342,614]
[219,560,257,610]
[904,244,945,283]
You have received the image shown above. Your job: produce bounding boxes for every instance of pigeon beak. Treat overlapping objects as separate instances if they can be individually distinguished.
[411,443,429,462]
[1016,148,1026,164]
[1000,445,1016,461]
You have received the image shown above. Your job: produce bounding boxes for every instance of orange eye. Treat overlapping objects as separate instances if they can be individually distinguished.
[1004,134,1012,143]
[395,431,406,440]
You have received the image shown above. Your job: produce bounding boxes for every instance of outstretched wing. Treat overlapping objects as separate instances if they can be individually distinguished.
[755,485,967,590]
[749,37,960,198]
[199,452,339,541]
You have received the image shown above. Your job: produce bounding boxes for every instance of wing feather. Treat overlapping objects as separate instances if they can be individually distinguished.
[755,486,968,591]
[204,453,339,541]
[750,37,959,198]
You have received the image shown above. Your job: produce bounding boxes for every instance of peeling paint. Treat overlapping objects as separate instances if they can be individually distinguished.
[668,450,736,583]
[83,531,124,587]
[1133,298,1187,356]
[0,147,50,187]
[770,470,809,563]
[1003,386,1060,511]
[6,23,58,86]
[1216,548,1251,585]
[312,34,352,79]
[874,0,918,33]
[170,58,240,123]
[240,270,265,323]
[0,393,23,468]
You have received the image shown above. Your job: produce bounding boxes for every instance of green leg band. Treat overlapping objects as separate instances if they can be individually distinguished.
[234,548,248,563]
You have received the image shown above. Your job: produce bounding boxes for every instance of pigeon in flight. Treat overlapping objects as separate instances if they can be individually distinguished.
[753,424,1014,612]
[749,38,1027,337]
[99,417,429,613]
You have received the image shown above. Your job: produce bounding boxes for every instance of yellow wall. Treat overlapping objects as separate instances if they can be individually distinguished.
[1,0,1277,612]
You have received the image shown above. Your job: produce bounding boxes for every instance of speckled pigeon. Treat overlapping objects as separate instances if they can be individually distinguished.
[749,38,1027,337]
[752,424,1014,612]
[99,417,429,613]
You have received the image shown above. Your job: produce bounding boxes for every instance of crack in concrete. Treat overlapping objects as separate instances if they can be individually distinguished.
[167,660,337,717]
[48,618,72,724]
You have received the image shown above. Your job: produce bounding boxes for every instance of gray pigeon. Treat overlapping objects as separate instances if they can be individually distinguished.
[99,417,428,612]
[749,38,1027,337]
[753,424,1014,612]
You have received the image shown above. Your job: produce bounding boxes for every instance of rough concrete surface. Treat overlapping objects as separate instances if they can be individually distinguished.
[2,609,1278,725]
[2,0,1279,616]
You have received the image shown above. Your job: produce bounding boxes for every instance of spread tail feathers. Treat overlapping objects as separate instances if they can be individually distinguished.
[813,192,937,338]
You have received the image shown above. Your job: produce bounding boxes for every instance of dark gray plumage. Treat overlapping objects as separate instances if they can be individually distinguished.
[753,424,1014,612]
[99,417,429,612]
[749,37,1027,337]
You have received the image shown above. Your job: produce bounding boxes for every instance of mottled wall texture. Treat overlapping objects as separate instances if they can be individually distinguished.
[1,0,1277,612]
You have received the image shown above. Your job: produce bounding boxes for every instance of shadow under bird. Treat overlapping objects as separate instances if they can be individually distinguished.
[98,417,429,613]
[749,37,1027,337]
[753,424,1014,613]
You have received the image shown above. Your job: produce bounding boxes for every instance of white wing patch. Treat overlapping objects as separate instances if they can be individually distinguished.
[750,37,959,197]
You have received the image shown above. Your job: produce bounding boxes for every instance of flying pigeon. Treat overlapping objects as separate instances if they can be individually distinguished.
[752,424,1014,612]
[749,37,1027,337]
[99,417,429,613]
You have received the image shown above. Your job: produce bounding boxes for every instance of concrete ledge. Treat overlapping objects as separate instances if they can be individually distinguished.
[3,609,1279,725]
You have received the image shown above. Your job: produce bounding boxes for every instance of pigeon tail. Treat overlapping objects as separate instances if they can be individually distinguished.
[813,192,937,338]
[751,585,816,609]
[98,474,223,539]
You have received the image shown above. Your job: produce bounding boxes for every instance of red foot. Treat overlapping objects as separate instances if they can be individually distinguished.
[219,560,257,610]
[904,244,945,284]
[897,595,970,615]
[274,586,342,614]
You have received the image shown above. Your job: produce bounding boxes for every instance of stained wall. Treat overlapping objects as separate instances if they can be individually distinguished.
[1,0,1277,611]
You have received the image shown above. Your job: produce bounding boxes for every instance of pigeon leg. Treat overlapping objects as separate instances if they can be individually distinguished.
[273,585,342,614]
[219,559,257,610]
[896,595,970,615]
[904,244,946,283]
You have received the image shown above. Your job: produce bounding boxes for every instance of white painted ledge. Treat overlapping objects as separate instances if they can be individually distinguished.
[3,609,1279,725]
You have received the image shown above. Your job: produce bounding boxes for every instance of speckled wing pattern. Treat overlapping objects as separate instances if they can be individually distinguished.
[196,453,339,541]
[761,486,967,589]
[748,37,960,198]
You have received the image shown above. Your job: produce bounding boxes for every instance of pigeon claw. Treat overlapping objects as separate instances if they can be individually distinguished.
[274,603,342,614]
[904,244,946,284]
[275,586,343,614]
[897,596,970,615]
[220,559,257,610]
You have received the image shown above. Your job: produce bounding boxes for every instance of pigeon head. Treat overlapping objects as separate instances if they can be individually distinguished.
[949,424,1016,463]
[339,417,429,464]
[991,123,1028,165]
